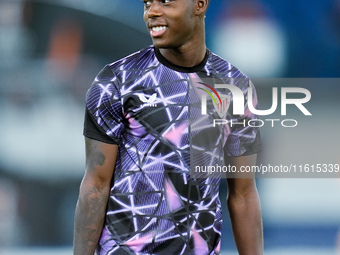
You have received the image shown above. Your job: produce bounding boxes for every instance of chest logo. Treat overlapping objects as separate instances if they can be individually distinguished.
[138,93,158,108]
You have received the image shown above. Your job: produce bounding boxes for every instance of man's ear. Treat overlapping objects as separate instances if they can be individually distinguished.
[195,0,208,15]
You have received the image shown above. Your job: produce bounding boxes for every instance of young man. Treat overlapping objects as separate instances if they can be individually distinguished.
[73,0,263,254]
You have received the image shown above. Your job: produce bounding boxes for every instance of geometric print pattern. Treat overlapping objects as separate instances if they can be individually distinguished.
[84,46,261,255]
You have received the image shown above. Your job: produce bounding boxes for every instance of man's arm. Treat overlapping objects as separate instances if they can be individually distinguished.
[73,138,118,255]
[226,154,263,255]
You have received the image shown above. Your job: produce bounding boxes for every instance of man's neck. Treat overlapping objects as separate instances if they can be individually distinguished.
[159,43,207,68]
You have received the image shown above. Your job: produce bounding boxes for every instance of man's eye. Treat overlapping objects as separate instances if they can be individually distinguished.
[162,0,172,3]
[144,0,152,7]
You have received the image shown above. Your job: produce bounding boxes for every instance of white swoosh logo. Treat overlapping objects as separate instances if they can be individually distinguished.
[138,93,157,103]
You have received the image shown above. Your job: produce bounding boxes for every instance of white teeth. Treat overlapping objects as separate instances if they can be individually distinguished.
[152,26,166,32]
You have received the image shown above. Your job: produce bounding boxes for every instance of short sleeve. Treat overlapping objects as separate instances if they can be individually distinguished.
[224,79,262,156]
[83,65,124,145]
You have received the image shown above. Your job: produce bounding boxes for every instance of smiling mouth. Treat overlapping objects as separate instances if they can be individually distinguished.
[151,26,166,32]
[150,26,167,37]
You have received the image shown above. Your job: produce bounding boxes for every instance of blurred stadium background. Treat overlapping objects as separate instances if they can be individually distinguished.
[0,0,339,254]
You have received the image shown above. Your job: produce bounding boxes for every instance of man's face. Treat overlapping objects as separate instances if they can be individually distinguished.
[143,0,198,49]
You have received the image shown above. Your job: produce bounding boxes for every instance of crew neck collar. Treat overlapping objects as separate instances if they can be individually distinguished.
[154,46,209,73]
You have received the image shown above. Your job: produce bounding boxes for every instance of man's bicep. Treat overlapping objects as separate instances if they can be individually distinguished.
[84,137,118,187]
[225,154,257,179]
[225,154,259,198]
[225,154,257,168]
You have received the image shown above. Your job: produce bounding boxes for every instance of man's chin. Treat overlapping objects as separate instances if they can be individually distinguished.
[153,43,170,49]
[151,39,175,49]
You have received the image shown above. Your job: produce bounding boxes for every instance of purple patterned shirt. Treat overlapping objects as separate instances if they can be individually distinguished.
[84,46,261,255]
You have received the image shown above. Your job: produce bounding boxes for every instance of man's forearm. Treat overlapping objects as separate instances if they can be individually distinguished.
[227,189,263,255]
[73,181,110,255]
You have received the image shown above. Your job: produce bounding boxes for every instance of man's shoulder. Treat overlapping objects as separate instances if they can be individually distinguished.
[106,45,156,73]
[208,50,249,79]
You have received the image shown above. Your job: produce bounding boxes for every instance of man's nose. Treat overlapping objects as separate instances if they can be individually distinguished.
[147,1,162,18]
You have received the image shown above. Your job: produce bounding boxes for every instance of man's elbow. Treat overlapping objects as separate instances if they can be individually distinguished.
[79,172,111,195]
[227,187,260,212]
